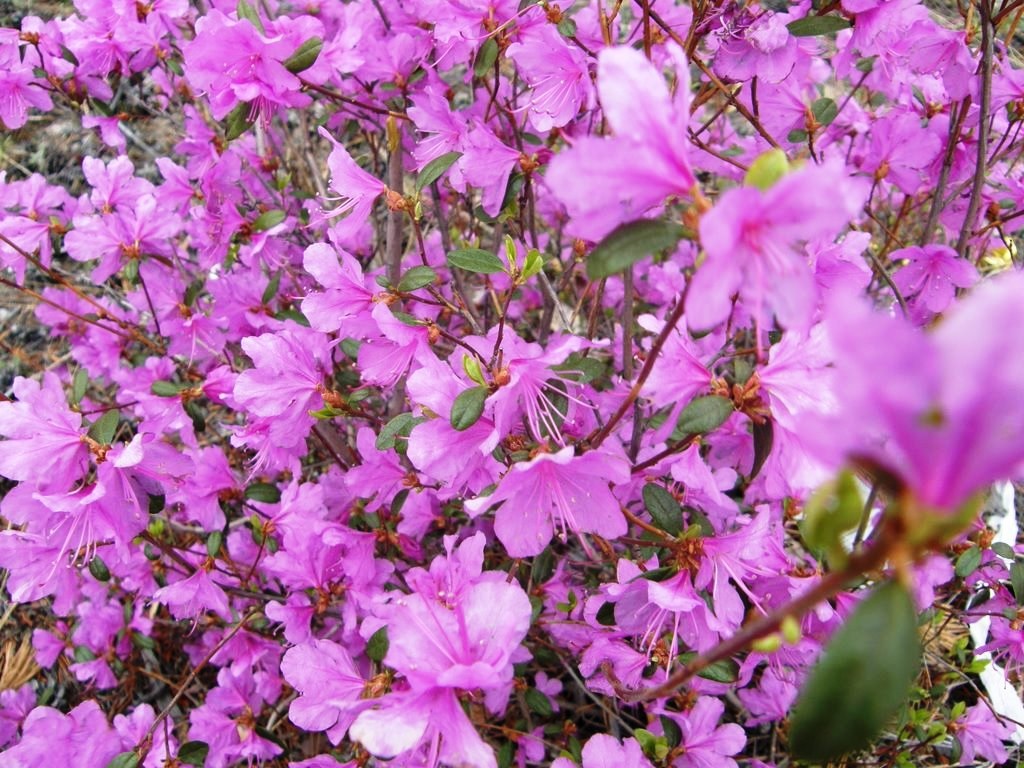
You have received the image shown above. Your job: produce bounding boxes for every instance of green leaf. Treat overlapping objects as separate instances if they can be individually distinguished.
[811,97,839,126]
[366,626,389,662]
[252,209,286,232]
[236,0,265,34]
[416,151,462,191]
[178,741,210,767]
[556,17,577,38]
[474,37,499,78]
[447,248,505,274]
[397,265,438,292]
[675,395,733,436]
[72,369,89,405]
[106,753,140,768]
[451,386,488,431]
[750,420,774,480]
[955,546,982,579]
[224,101,255,141]
[790,581,922,762]
[463,354,486,386]
[636,566,675,582]
[642,484,683,536]
[744,148,790,190]
[799,470,863,565]
[524,688,553,717]
[282,37,323,73]
[497,740,514,768]
[531,547,555,586]
[990,541,1015,560]
[88,410,120,445]
[586,219,686,280]
[274,308,310,327]
[151,380,183,397]
[787,128,809,143]
[660,715,683,748]
[88,556,111,582]
[244,482,281,504]
[376,413,422,450]
[1012,561,1024,606]
[261,270,281,305]
[206,530,223,558]
[522,248,544,279]
[786,15,852,37]
[148,493,166,514]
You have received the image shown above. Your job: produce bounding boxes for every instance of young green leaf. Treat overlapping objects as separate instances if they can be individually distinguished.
[790,581,922,761]
[88,409,120,445]
[586,219,686,280]
[744,148,790,190]
[366,626,389,662]
[224,101,255,141]
[236,0,265,34]
[955,546,982,579]
[451,386,488,431]
[474,37,499,78]
[252,210,286,232]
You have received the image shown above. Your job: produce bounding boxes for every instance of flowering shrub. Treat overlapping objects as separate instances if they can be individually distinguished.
[2,0,1024,767]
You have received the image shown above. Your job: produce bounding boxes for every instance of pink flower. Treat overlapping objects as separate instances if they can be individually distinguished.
[891,244,977,317]
[661,697,745,768]
[546,45,695,241]
[507,24,594,132]
[953,703,1015,765]
[860,110,942,195]
[552,734,655,768]
[688,161,867,334]
[317,126,387,239]
[281,639,369,744]
[151,562,231,621]
[0,373,89,493]
[465,445,629,557]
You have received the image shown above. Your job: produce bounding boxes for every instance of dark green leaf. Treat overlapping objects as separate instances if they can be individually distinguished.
[451,386,488,431]
[524,688,553,717]
[224,101,255,141]
[642,483,683,536]
[675,395,733,436]
[282,37,323,73]
[596,601,617,626]
[88,556,111,582]
[811,97,839,126]
[261,271,281,305]
[474,37,499,78]
[1012,561,1024,606]
[106,753,140,768]
[252,210,286,232]
[790,581,922,761]
[367,626,389,662]
[636,566,675,583]
[497,740,514,768]
[786,15,851,37]
[88,410,120,445]
[660,715,682,748]
[236,0,265,34]
[787,128,809,143]
[684,506,715,537]
[447,248,505,274]
[397,265,438,292]
[586,219,686,280]
[147,493,166,514]
[244,482,281,504]
[531,547,555,586]
[750,419,774,480]
[557,17,577,37]
[184,279,204,307]
[184,400,206,433]
[416,151,462,191]
[151,380,183,397]
[177,741,209,767]
[273,308,310,326]
[955,546,982,579]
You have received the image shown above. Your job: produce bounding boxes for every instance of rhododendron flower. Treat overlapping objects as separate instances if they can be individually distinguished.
[182,9,313,122]
[688,161,867,334]
[507,24,594,132]
[660,697,746,768]
[465,445,629,556]
[546,45,695,240]
[952,703,1016,765]
[552,734,655,768]
[281,639,369,745]
[0,39,53,129]
[822,272,1024,512]
[891,244,977,318]
[318,127,387,239]
[712,6,799,84]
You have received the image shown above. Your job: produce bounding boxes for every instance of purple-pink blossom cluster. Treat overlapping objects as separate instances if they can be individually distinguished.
[1,0,1024,767]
